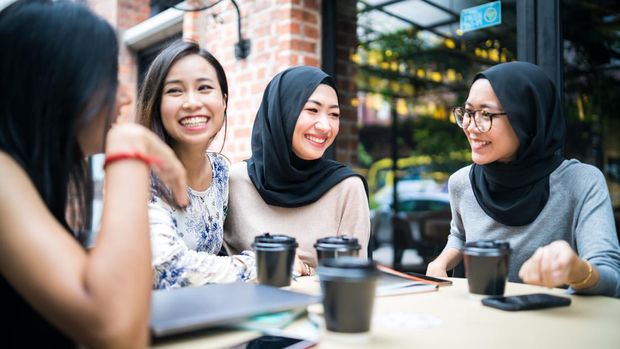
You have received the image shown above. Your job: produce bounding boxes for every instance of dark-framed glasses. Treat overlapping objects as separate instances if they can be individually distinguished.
[453,106,507,133]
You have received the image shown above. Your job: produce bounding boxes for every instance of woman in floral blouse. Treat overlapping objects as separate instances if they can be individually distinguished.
[138,40,256,288]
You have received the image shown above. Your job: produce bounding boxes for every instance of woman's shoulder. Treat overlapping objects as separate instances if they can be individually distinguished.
[337,175,366,189]
[228,161,260,199]
[208,152,230,172]
[229,161,251,182]
[0,152,33,191]
[325,175,366,199]
[553,159,606,186]
[229,161,247,175]
[0,152,50,223]
[448,165,472,187]
[550,159,609,200]
[555,158,602,174]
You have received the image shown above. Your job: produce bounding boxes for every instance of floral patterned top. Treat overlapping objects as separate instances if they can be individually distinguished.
[149,153,256,289]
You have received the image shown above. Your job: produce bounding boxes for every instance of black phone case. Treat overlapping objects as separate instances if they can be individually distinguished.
[481,293,571,311]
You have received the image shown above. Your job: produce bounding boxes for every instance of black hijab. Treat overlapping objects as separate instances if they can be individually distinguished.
[469,61,566,226]
[246,66,366,207]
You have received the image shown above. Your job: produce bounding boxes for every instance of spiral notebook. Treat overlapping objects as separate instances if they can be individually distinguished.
[150,283,319,338]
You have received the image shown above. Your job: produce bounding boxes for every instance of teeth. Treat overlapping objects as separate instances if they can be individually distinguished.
[471,139,489,146]
[305,135,326,144]
[180,116,208,127]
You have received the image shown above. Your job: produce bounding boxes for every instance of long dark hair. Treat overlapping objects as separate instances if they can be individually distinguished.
[0,0,119,234]
[137,40,229,151]
[138,40,229,205]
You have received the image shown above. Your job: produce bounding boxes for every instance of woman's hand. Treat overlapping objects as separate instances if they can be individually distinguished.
[519,240,594,289]
[293,255,313,276]
[426,260,448,278]
[426,248,461,278]
[106,123,188,207]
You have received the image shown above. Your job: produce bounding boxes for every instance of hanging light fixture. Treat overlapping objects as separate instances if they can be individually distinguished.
[169,0,250,60]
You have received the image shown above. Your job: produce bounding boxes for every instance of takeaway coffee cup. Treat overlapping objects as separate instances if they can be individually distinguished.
[464,240,511,296]
[317,257,379,334]
[314,235,361,265]
[252,233,298,287]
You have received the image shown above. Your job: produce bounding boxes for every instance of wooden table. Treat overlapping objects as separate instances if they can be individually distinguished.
[152,277,620,349]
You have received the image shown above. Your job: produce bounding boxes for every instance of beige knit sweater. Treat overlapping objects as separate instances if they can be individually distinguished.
[224,162,370,268]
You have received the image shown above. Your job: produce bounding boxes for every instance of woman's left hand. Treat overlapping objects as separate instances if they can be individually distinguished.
[518,240,582,288]
[293,255,313,276]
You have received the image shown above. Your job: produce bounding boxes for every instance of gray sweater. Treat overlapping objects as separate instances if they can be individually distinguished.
[445,159,620,297]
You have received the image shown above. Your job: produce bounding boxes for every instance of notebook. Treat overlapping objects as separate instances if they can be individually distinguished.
[150,282,319,338]
[376,265,440,296]
[377,264,453,287]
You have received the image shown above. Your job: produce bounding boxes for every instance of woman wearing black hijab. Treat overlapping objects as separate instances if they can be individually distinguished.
[427,62,620,297]
[224,66,370,273]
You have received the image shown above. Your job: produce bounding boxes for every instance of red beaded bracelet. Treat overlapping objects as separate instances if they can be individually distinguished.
[103,152,161,169]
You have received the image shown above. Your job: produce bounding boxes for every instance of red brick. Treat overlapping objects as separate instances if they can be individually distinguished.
[303,25,319,39]
[291,8,303,21]
[304,0,319,10]
[234,127,251,138]
[278,22,301,36]
[303,56,319,67]
[302,9,318,23]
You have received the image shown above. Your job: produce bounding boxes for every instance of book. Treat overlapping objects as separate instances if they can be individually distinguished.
[232,307,307,331]
[376,271,438,296]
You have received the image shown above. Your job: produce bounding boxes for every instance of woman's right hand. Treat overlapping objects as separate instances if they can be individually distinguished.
[105,123,188,207]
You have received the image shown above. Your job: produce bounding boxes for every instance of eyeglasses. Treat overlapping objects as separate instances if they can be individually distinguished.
[453,106,507,133]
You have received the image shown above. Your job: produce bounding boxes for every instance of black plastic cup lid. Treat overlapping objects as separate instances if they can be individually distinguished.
[464,240,510,256]
[317,257,379,280]
[252,233,298,249]
[314,235,361,251]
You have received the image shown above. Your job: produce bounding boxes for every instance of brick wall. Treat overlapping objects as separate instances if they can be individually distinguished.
[89,0,150,122]
[193,0,322,163]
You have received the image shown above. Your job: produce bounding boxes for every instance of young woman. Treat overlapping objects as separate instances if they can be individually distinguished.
[426,61,620,297]
[138,40,261,288]
[0,1,188,348]
[224,66,371,275]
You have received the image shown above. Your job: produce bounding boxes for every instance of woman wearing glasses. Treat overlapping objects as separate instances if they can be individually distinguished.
[426,61,620,297]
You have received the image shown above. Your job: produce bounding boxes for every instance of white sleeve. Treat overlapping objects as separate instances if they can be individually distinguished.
[148,195,256,289]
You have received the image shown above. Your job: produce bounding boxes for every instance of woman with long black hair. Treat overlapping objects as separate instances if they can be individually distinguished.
[0,1,187,347]
[138,40,259,288]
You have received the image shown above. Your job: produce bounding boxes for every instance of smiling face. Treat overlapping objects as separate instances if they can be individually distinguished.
[160,54,226,150]
[465,79,520,165]
[291,84,340,160]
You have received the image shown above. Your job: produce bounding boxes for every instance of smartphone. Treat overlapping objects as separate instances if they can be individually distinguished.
[482,293,571,311]
[225,335,317,349]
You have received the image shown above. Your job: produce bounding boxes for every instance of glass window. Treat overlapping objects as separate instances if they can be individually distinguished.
[356,0,517,269]
[562,0,620,212]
